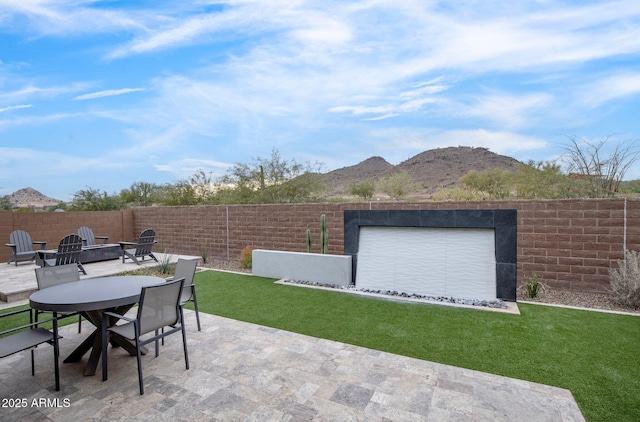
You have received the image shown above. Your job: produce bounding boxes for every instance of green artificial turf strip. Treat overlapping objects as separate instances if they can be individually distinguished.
[190,270,640,422]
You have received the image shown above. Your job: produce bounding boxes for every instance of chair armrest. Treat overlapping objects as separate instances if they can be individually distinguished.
[5,243,16,247]
[103,311,136,323]
[0,307,32,319]
[95,236,109,244]
[33,241,47,250]
[0,311,58,337]
[118,241,136,247]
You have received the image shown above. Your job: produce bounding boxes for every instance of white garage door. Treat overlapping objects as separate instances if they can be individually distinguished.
[356,227,497,300]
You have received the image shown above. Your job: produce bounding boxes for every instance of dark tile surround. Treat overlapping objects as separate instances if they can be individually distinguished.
[343,209,517,301]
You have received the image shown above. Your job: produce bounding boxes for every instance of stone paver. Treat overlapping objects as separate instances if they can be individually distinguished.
[0,310,584,421]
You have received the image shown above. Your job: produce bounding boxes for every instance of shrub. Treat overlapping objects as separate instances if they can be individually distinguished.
[200,245,208,264]
[524,273,545,298]
[239,246,254,269]
[348,181,375,201]
[157,244,174,274]
[609,250,640,308]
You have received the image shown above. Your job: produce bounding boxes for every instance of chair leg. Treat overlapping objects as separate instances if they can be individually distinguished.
[135,323,144,395]
[78,314,82,333]
[31,349,35,376]
[180,308,190,370]
[191,286,201,331]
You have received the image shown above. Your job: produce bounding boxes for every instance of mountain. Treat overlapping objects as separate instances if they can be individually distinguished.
[7,187,62,209]
[322,156,393,195]
[323,146,522,198]
[389,146,521,193]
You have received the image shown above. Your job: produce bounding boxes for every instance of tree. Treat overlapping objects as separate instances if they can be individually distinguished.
[460,168,512,199]
[512,161,587,199]
[378,170,419,200]
[160,181,201,206]
[619,179,640,195]
[561,136,640,197]
[0,195,12,210]
[120,182,162,207]
[349,180,376,201]
[69,187,123,211]
[217,148,324,204]
[188,169,216,203]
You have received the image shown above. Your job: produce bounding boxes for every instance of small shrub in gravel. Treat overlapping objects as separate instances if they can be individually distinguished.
[609,249,640,309]
[239,246,254,269]
[523,272,546,298]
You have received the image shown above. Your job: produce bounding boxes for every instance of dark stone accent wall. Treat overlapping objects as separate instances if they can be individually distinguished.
[344,209,517,301]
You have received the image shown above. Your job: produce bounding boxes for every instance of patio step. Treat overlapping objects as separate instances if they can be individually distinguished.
[0,287,36,303]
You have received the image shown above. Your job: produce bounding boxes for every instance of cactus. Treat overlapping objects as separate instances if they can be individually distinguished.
[304,214,329,254]
[306,228,312,253]
[320,214,328,254]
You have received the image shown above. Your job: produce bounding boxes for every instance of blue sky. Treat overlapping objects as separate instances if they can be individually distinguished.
[1,0,640,201]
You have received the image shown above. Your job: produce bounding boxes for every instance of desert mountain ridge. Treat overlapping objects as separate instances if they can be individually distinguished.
[322,146,521,196]
[6,187,62,209]
[5,146,523,206]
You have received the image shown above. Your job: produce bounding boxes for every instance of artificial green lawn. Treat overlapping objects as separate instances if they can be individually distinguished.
[191,270,640,422]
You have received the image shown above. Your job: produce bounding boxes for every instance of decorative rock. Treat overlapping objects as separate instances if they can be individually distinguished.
[281,279,507,309]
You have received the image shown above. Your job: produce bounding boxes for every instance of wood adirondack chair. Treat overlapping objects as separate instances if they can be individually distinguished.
[77,226,109,247]
[119,229,158,265]
[41,234,87,275]
[5,230,47,266]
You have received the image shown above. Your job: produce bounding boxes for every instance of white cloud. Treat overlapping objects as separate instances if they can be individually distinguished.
[455,92,554,129]
[0,0,146,35]
[154,158,232,180]
[0,104,31,112]
[580,72,640,106]
[0,82,90,103]
[73,88,144,100]
[0,146,113,179]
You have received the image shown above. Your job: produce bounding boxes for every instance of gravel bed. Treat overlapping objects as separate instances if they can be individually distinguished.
[517,287,640,314]
[201,258,252,274]
[201,258,639,314]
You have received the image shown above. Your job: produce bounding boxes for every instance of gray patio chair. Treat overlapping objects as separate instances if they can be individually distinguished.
[5,230,47,266]
[41,234,86,275]
[119,228,158,265]
[102,278,189,395]
[0,308,60,391]
[35,264,83,333]
[77,226,109,247]
[166,258,201,331]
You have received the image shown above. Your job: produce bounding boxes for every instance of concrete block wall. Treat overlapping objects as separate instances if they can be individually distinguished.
[2,198,638,294]
[0,210,133,260]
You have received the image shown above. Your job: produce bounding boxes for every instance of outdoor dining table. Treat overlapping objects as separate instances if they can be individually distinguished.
[29,275,165,376]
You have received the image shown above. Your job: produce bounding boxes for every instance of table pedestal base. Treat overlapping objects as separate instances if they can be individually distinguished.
[63,307,147,376]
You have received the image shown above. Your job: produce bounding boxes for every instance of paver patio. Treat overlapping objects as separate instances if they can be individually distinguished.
[0,260,585,421]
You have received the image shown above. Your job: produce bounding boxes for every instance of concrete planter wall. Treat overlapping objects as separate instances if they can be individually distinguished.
[252,249,352,287]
